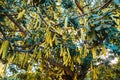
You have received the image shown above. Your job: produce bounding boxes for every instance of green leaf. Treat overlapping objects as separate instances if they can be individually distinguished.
[64,16,68,28]
[92,48,96,59]
[93,21,100,25]
[2,40,9,59]
[102,44,106,56]
[17,9,25,20]
[95,26,101,31]
[103,24,111,28]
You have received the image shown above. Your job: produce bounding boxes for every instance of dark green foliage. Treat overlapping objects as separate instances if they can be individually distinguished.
[61,0,74,9]
[66,40,79,56]
[0,0,120,80]
[104,28,120,54]
[69,18,80,29]
[33,0,46,6]
[0,14,5,22]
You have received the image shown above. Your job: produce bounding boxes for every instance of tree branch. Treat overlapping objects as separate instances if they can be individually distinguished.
[0,6,29,36]
[77,64,90,80]
[99,0,113,10]
[9,40,44,53]
[39,13,49,26]
[74,0,84,14]
[45,58,74,77]
[53,13,87,27]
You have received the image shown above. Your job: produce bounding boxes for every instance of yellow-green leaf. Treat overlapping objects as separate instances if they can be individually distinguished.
[92,48,96,59]
[90,62,93,70]
[71,62,74,71]
[39,63,43,71]
[67,48,71,62]
[49,36,53,47]
[17,9,25,20]
[93,68,98,79]
[73,73,77,80]
[2,40,9,59]
[22,54,28,67]
[102,45,106,56]
[60,44,63,56]
[64,16,68,28]
[34,19,38,29]
[52,34,56,41]
[77,55,81,64]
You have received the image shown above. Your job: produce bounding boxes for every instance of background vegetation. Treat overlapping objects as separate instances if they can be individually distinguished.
[0,0,120,80]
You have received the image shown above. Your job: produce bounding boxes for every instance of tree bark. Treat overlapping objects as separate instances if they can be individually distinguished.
[77,64,89,80]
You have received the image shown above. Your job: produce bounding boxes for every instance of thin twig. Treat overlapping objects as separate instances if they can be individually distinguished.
[0,23,14,54]
[75,0,84,14]
[82,4,90,9]
[0,6,28,36]
[10,40,44,53]
[99,0,113,10]
[0,23,7,40]
[44,58,74,77]
[53,13,87,27]
[39,13,49,26]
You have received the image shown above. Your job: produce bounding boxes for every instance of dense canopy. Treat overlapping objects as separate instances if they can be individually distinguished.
[0,0,120,80]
